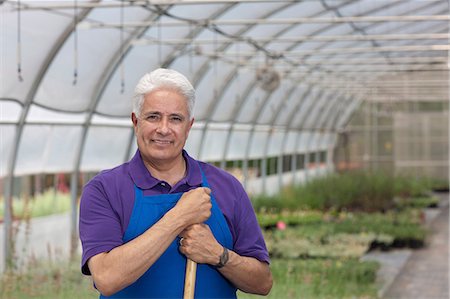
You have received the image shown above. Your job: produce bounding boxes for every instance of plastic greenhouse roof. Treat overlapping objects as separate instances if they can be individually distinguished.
[1,0,449,178]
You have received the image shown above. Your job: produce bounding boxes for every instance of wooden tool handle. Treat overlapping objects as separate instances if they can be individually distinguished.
[183,259,197,299]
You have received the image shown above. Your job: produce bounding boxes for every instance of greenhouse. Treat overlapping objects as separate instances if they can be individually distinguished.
[1,0,449,298]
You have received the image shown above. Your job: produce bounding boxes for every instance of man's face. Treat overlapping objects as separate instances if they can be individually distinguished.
[132,88,193,165]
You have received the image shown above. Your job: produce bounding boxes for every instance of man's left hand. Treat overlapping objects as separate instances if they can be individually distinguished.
[178,224,222,265]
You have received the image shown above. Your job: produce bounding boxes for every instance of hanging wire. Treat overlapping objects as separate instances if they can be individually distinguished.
[235,41,241,109]
[213,29,218,99]
[73,0,78,85]
[188,23,193,76]
[120,0,125,93]
[16,0,23,81]
[157,18,162,66]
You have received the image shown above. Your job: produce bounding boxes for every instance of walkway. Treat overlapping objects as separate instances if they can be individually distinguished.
[0,212,81,272]
[383,192,449,299]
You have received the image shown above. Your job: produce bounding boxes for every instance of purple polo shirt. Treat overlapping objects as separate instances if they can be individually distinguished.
[79,149,269,275]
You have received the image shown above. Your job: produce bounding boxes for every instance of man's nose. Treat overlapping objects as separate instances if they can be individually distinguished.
[156,118,170,134]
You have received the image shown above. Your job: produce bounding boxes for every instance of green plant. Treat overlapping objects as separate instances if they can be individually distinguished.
[0,258,97,299]
[238,258,379,299]
[393,175,432,198]
[0,190,71,221]
[262,209,426,258]
[394,196,440,209]
[252,171,399,213]
[252,171,437,214]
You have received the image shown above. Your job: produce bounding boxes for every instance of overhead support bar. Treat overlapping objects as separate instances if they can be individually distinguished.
[131,33,449,46]
[201,44,450,57]
[14,0,302,10]
[77,15,450,29]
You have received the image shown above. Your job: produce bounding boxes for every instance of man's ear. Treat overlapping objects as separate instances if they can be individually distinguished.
[131,113,138,127]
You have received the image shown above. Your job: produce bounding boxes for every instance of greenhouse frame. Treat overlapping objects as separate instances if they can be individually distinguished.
[1,0,449,274]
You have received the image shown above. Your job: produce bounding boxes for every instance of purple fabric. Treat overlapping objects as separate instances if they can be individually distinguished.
[79,150,269,275]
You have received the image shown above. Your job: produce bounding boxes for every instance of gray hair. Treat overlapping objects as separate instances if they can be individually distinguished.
[133,68,195,119]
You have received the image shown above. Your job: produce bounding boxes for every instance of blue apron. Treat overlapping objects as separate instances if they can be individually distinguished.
[101,166,237,298]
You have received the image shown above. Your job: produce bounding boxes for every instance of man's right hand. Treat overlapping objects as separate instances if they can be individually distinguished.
[174,187,212,227]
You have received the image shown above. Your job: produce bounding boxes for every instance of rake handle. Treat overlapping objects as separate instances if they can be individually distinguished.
[183,258,197,299]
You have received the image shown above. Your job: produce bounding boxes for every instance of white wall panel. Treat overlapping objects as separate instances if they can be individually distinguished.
[1,5,69,103]
[248,130,269,159]
[211,70,253,122]
[284,131,298,153]
[194,61,235,121]
[15,125,82,176]
[199,128,228,161]
[80,127,129,172]
[225,130,251,160]
[267,131,284,156]
[184,127,202,160]
[297,132,310,153]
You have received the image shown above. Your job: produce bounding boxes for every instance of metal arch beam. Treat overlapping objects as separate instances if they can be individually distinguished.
[322,93,347,129]
[336,95,365,131]
[310,92,350,170]
[318,94,350,160]
[279,1,448,83]
[260,83,305,190]
[294,90,332,168]
[242,83,298,189]
[240,92,273,192]
[207,1,353,168]
[337,1,450,67]
[328,94,365,165]
[193,2,297,159]
[196,70,239,159]
[152,2,238,87]
[2,2,100,272]
[290,88,326,180]
[122,3,237,167]
[101,3,236,164]
[302,92,341,174]
[70,10,166,257]
[132,32,450,46]
[275,84,315,157]
[77,15,450,28]
[263,85,318,190]
[260,86,327,188]
[309,94,338,133]
[300,91,333,132]
[150,3,236,69]
[17,0,309,10]
[128,3,238,161]
[202,44,450,58]
[319,0,391,64]
[191,0,435,160]
[216,0,390,173]
[283,89,339,173]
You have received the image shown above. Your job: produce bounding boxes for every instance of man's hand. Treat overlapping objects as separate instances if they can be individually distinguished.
[173,187,212,227]
[179,224,222,265]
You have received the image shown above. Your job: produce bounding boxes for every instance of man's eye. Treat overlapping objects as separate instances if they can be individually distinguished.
[146,115,159,121]
[171,116,183,122]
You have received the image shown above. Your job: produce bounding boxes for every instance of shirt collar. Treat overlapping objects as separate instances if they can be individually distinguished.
[129,149,202,190]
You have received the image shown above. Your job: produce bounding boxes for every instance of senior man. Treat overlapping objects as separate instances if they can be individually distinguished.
[79,68,272,298]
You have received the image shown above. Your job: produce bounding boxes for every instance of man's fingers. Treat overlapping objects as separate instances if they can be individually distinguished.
[202,187,211,195]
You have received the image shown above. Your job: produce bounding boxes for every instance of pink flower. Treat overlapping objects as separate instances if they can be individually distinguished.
[276,221,287,230]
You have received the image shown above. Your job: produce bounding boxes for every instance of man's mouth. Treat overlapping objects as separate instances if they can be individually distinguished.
[151,139,173,145]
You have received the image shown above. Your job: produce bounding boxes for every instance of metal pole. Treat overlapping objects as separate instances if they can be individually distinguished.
[70,172,79,259]
[2,176,13,272]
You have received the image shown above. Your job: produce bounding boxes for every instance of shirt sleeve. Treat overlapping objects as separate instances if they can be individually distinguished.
[79,177,125,275]
[231,181,270,264]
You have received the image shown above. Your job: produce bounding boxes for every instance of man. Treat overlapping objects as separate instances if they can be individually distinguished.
[79,68,272,298]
